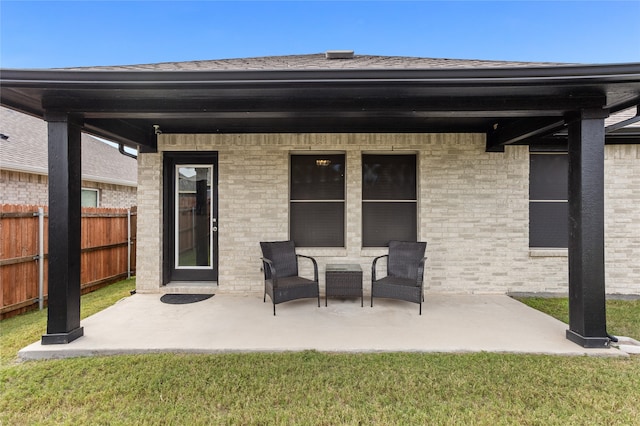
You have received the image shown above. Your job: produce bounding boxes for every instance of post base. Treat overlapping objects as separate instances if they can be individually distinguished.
[42,327,84,345]
[566,329,610,348]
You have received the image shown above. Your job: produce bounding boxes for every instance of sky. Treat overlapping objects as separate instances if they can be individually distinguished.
[1,0,639,69]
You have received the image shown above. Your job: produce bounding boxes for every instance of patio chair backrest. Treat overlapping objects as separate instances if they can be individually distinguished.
[260,240,299,278]
[387,240,427,280]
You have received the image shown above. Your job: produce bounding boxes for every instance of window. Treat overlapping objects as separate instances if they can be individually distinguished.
[362,154,417,247]
[81,188,99,207]
[290,154,345,247]
[529,152,568,248]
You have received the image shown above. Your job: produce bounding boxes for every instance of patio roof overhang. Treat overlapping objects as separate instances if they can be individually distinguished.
[1,63,639,152]
[2,62,640,349]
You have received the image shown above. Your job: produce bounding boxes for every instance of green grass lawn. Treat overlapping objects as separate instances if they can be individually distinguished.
[515,297,640,339]
[1,282,639,425]
[0,278,136,367]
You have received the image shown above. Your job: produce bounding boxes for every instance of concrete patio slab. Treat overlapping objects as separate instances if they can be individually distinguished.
[18,293,625,360]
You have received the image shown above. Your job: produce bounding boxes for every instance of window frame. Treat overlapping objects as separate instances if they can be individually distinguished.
[81,188,100,208]
[289,153,346,248]
[529,151,568,249]
[361,153,418,248]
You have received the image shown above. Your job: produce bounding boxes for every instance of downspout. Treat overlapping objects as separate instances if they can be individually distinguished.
[118,144,137,160]
[38,207,45,310]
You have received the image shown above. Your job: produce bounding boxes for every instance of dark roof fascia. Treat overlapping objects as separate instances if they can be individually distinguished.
[2,63,640,87]
[2,62,639,148]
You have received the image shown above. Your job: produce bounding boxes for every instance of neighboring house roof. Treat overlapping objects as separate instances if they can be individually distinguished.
[0,107,137,186]
[607,106,640,129]
[59,52,570,71]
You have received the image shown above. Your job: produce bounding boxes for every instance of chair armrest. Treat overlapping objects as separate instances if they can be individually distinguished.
[416,257,427,287]
[297,254,319,282]
[261,257,277,284]
[372,254,388,282]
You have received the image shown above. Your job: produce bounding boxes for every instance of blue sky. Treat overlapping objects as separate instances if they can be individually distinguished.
[1,1,639,68]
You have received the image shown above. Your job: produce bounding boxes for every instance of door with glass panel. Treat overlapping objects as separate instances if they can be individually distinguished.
[166,155,218,282]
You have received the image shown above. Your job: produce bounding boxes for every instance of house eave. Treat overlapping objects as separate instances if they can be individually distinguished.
[2,62,640,84]
[1,63,639,150]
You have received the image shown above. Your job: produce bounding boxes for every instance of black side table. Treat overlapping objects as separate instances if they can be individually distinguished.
[325,264,363,307]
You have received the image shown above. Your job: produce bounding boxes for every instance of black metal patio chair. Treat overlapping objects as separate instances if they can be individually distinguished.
[371,240,427,314]
[260,240,320,315]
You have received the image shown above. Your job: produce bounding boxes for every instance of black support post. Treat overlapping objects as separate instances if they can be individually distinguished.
[41,113,84,344]
[566,109,609,348]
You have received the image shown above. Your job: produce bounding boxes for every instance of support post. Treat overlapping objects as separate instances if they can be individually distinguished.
[41,113,84,345]
[566,109,610,348]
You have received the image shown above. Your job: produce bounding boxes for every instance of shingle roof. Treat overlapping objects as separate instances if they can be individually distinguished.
[0,107,137,186]
[72,51,630,130]
[59,52,571,71]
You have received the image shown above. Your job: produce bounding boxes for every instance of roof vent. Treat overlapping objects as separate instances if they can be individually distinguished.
[325,50,354,60]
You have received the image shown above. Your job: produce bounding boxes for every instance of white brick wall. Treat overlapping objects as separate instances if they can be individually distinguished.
[135,153,163,293]
[135,134,640,296]
[605,145,640,295]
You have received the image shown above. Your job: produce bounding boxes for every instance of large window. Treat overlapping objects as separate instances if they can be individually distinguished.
[529,152,568,248]
[290,154,345,247]
[362,154,417,247]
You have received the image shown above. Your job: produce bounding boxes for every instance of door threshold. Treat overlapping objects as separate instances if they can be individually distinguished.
[163,281,217,295]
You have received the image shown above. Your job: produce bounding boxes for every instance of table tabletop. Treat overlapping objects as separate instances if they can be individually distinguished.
[326,264,362,273]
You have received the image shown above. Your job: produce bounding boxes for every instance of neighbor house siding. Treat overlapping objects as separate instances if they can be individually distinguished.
[0,169,137,208]
[134,133,639,296]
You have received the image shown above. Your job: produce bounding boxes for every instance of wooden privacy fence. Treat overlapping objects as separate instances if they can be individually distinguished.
[0,204,137,319]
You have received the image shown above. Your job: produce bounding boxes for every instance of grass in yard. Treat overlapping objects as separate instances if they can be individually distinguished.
[515,297,640,339]
[1,351,639,424]
[0,278,135,367]
[1,283,639,424]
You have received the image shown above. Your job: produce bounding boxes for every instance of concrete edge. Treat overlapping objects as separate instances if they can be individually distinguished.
[17,347,629,362]
[508,292,640,300]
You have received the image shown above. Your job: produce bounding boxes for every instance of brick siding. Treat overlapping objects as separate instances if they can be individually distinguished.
[135,134,640,296]
[0,170,136,208]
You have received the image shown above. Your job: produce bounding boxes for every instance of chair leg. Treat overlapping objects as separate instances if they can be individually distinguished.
[273,303,276,316]
[419,301,422,315]
[371,296,374,308]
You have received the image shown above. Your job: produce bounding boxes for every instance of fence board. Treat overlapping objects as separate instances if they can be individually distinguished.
[0,204,137,319]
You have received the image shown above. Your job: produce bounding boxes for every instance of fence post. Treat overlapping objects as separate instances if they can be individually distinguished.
[127,208,132,279]
[38,207,45,310]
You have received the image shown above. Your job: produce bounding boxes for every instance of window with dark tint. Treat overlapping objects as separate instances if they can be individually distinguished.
[290,154,345,247]
[529,153,568,248]
[362,154,417,247]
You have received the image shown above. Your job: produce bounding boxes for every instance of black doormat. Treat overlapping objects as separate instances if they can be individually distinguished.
[160,294,214,304]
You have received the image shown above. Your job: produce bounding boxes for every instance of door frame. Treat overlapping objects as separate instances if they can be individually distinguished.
[163,151,219,284]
